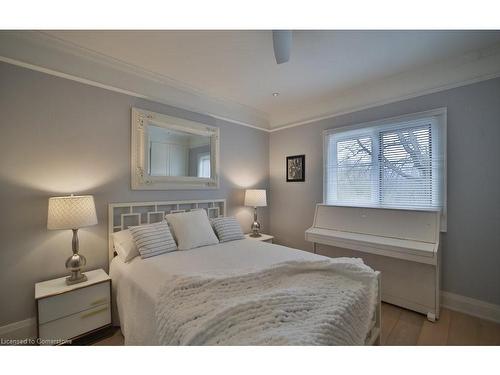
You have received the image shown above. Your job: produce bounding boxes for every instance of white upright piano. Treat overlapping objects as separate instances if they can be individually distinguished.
[305,204,441,321]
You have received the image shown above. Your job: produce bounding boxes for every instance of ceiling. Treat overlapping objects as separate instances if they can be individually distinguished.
[11,31,500,128]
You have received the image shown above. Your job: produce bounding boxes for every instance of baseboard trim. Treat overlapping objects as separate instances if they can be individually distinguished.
[0,317,36,343]
[441,291,500,324]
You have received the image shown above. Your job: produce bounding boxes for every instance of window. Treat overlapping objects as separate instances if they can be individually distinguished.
[198,153,211,178]
[324,109,446,227]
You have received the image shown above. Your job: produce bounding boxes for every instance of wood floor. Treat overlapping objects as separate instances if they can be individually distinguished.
[92,303,500,346]
[382,303,500,345]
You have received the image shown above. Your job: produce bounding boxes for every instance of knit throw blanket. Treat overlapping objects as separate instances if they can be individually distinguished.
[155,258,378,345]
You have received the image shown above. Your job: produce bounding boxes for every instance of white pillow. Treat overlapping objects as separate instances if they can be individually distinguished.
[165,210,219,250]
[112,229,140,262]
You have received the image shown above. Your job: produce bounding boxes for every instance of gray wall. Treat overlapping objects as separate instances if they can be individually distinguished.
[270,77,500,306]
[0,62,269,326]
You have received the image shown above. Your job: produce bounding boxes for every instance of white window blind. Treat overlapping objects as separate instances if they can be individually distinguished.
[324,109,446,219]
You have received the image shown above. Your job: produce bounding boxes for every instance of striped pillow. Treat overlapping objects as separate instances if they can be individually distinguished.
[129,221,177,259]
[210,217,245,243]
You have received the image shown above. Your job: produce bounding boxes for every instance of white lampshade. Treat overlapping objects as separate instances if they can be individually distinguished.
[244,189,267,207]
[47,195,98,230]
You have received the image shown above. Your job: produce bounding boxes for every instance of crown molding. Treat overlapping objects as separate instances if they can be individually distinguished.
[2,31,500,134]
[270,42,500,132]
[0,31,270,132]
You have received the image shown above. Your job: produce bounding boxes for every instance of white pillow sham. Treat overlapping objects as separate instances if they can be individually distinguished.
[165,210,219,250]
[111,229,140,262]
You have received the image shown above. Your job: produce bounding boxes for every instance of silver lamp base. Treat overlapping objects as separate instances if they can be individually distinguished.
[250,207,262,237]
[66,270,87,285]
[65,229,87,285]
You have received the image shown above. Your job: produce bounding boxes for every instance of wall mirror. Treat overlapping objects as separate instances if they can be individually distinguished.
[131,108,220,190]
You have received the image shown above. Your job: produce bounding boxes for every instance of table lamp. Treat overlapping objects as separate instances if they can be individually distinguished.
[47,194,98,285]
[244,189,267,237]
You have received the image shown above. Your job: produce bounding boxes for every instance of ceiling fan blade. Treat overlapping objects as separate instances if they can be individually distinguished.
[272,30,292,64]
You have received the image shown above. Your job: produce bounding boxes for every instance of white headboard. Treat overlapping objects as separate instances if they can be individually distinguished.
[108,199,226,264]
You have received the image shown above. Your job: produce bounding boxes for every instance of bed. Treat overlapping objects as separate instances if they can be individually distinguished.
[108,199,381,345]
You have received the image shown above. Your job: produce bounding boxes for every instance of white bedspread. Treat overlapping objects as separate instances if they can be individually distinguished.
[110,239,377,345]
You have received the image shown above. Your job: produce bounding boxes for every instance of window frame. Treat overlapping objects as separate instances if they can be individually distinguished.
[323,108,447,231]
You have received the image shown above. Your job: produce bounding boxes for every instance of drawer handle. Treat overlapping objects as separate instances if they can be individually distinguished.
[81,306,108,319]
[90,298,108,306]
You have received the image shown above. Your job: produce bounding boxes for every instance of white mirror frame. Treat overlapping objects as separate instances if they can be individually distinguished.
[131,107,220,190]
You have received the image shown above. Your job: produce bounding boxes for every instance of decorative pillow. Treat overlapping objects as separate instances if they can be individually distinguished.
[165,210,219,250]
[112,229,140,262]
[210,217,245,243]
[129,221,177,259]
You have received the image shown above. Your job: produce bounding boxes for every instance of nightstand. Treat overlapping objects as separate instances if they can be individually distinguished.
[244,233,274,243]
[35,269,111,345]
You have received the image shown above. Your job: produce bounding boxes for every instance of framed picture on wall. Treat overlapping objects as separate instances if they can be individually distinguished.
[286,154,305,182]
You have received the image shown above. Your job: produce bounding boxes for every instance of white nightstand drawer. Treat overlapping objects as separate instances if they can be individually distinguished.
[38,304,111,344]
[38,281,110,324]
